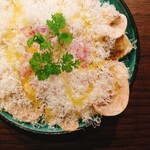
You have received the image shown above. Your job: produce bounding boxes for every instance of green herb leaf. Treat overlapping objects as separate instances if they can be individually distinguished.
[36,69,50,80]
[29,53,41,71]
[45,63,61,75]
[52,13,66,29]
[47,13,66,35]
[74,60,80,68]
[36,62,61,80]
[41,53,51,63]
[27,33,51,51]
[40,41,51,51]
[28,13,80,80]
[59,33,74,44]
[62,52,80,73]
[27,37,34,48]
[34,33,45,44]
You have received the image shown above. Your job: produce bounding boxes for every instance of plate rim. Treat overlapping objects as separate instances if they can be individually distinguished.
[0,0,140,135]
[120,0,140,87]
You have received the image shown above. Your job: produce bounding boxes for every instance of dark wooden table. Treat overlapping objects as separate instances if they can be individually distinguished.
[0,0,150,149]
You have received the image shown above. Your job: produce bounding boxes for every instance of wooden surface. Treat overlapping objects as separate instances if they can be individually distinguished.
[0,0,150,149]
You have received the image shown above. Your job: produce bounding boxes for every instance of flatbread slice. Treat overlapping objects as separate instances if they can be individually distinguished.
[2,100,43,122]
[110,14,127,39]
[93,62,129,116]
[61,117,79,131]
[109,35,133,60]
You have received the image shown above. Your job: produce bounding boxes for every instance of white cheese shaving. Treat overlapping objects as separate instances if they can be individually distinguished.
[0,0,129,129]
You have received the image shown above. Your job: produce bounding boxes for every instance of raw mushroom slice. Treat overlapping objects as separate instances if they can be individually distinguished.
[93,62,129,116]
[2,100,43,122]
[110,14,127,39]
[109,35,133,60]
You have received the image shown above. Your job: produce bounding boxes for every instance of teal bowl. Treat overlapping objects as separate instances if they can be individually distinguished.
[0,0,140,134]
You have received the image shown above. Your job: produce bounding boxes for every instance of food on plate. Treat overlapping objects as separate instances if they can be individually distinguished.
[1,100,43,122]
[0,0,133,131]
[110,14,127,39]
[93,61,129,116]
[109,35,133,60]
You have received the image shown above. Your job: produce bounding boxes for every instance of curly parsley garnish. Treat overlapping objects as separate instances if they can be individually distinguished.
[27,13,80,80]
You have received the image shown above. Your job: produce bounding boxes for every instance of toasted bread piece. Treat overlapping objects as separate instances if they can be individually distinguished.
[93,62,129,116]
[61,117,79,131]
[109,35,133,60]
[2,101,43,122]
[111,14,127,39]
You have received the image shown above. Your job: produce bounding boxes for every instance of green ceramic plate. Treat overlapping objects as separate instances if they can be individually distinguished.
[0,0,140,134]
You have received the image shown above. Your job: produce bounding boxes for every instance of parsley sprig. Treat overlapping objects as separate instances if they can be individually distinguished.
[27,13,80,80]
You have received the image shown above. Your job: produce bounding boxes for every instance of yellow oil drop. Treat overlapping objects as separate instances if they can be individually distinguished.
[44,108,54,122]
[3,0,40,109]
[26,46,38,54]
[5,47,14,62]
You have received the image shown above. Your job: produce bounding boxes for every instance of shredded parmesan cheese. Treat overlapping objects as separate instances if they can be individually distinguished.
[0,0,131,131]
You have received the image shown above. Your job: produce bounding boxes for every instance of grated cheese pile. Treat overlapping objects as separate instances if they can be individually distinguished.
[0,0,132,131]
